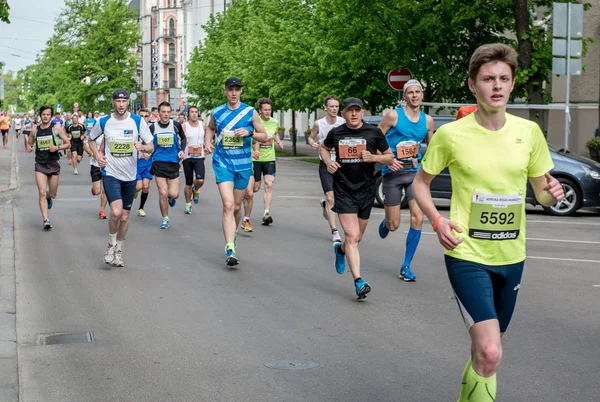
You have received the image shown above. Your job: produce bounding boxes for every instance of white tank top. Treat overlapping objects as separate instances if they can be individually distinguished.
[317,116,345,144]
[184,122,205,158]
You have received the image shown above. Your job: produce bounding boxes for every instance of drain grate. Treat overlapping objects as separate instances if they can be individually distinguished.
[39,332,94,345]
[265,360,319,370]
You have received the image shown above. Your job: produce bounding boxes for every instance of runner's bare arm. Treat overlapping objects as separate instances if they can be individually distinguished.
[425,115,435,143]
[413,168,463,250]
[204,115,216,154]
[308,121,320,149]
[377,109,398,135]
[529,172,565,207]
[26,126,36,151]
[54,126,71,152]
[249,110,268,143]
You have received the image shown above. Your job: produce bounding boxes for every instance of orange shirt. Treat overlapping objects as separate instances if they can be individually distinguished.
[456,106,477,120]
[0,116,12,130]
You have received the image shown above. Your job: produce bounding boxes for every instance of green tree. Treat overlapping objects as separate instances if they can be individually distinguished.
[0,0,9,23]
[21,0,140,112]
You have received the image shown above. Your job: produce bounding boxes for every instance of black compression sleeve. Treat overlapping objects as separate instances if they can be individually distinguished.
[174,121,186,150]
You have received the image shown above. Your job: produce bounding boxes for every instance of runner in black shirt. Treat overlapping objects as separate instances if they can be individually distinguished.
[321,97,394,299]
[67,115,86,175]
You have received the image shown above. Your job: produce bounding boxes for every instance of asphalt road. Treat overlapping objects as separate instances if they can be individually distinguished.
[11,148,600,402]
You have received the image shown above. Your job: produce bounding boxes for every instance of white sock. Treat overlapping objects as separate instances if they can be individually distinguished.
[264,209,269,215]
[116,240,123,252]
[244,216,249,221]
[163,216,169,221]
[109,233,117,245]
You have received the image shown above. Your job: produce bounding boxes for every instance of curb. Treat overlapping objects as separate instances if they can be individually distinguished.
[0,203,18,402]
[0,138,18,194]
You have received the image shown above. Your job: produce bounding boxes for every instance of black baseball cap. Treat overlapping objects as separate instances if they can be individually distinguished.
[112,88,129,100]
[341,97,364,110]
[225,77,243,88]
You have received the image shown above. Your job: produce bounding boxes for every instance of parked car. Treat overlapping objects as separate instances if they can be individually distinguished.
[370,123,600,216]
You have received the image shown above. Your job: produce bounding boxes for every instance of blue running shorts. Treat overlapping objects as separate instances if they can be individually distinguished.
[445,255,524,333]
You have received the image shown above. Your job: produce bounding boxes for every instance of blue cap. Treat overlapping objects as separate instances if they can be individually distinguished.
[112,88,129,100]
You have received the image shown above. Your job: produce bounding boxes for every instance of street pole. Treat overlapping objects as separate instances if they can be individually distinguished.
[564,2,571,151]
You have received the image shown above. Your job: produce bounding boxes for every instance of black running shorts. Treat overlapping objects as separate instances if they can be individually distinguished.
[332,182,376,220]
[151,161,180,179]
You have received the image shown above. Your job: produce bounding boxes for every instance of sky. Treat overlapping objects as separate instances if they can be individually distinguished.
[0,0,66,73]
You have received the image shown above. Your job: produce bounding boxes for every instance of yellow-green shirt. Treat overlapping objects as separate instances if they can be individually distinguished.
[421,113,553,265]
[253,117,279,162]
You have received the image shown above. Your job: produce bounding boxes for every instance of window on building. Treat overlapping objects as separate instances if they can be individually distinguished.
[168,19,175,36]
[168,43,175,61]
[168,68,176,88]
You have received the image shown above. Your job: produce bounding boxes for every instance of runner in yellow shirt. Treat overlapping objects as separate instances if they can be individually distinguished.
[413,43,565,402]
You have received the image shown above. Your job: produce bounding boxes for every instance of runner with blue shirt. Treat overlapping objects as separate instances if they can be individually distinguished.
[150,101,186,229]
[204,77,268,266]
[135,109,154,218]
[88,88,154,267]
[377,79,434,282]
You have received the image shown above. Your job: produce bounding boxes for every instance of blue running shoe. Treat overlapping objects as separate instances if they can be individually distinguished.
[160,218,169,229]
[355,279,371,299]
[399,265,417,282]
[43,219,53,231]
[168,197,176,208]
[379,218,389,239]
[226,247,238,266]
[46,190,53,210]
[333,242,346,274]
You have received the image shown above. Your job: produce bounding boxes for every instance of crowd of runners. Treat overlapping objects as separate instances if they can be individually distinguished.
[10,43,567,402]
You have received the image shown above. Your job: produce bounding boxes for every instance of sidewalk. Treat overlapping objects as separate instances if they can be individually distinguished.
[0,135,18,193]
[0,134,18,402]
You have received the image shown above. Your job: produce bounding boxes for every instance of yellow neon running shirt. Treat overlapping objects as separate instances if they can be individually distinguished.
[421,113,553,265]
[253,117,279,162]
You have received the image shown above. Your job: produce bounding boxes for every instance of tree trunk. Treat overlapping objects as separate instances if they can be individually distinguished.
[513,0,544,129]
[291,109,297,156]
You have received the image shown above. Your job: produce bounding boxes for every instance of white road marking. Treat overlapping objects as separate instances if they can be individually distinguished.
[592,285,600,288]
[417,231,598,244]
[527,256,600,264]
[278,195,323,200]
[527,219,600,226]
[53,197,98,201]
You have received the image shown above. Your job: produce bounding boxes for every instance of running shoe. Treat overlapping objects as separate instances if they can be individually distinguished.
[184,203,192,214]
[43,219,52,231]
[192,186,200,204]
[112,250,124,267]
[242,218,253,232]
[320,199,328,220]
[134,190,139,199]
[399,265,417,282]
[379,218,390,239]
[262,212,273,226]
[168,197,176,207]
[355,279,371,299]
[333,242,346,274]
[99,210,107,219]
[74,168,78,175]
[104,243,116,264]
[332,230,342,243]
[160,218,169,229]
[137,208,146,217]
[46,191,53,210]
[226,247,239,267]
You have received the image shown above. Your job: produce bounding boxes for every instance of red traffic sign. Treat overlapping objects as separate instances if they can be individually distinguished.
[387,68,412,91]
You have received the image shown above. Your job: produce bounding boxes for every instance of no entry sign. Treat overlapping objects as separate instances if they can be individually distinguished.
[387,68,412,91]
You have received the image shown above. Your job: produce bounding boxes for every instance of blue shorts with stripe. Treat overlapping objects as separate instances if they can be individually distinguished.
[444,255,524,333]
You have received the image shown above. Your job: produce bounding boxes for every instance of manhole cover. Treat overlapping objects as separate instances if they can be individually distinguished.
[39,332,94,345]
[264,360,319,370]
